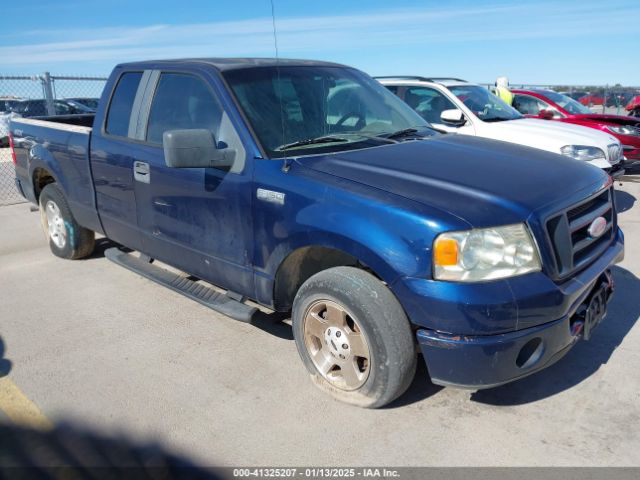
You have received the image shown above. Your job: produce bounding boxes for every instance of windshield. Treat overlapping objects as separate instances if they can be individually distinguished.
[448,85,522,122]
[223,66,431,158]
[538,90,592,114]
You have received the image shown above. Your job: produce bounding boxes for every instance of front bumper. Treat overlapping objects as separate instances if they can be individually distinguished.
[622,145,640,161]
[606,160,625,179]
[401,228,624,389]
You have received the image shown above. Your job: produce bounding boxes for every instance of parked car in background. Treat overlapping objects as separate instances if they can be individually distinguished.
[562,91,588,101]
[64,97,100,111]
[579,93,605,107]
[0,98,23,146]
[606,92,633,108]
[1,98,22,113]
[627,95,640,117]
[512,88,640,161]
[377,77,624,177]
[12,99,95,117]
[9,58,624,407]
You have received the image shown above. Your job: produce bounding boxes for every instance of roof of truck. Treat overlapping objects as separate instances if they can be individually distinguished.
[116,58,348,71]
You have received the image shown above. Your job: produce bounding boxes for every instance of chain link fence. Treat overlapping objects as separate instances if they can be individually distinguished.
[0,73,107,206]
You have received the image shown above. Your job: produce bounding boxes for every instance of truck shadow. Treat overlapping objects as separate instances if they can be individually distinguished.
[471,265,640,406]
[385,360,444,408]
[615,189,636,213]
[0,336,12,378]
[0,422,220,478]
[85,237,127,260]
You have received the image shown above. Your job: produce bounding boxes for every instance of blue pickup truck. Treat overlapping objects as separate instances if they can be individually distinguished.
[9,58,624,408]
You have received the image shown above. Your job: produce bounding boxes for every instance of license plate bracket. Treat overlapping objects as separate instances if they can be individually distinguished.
[583,285,608,341]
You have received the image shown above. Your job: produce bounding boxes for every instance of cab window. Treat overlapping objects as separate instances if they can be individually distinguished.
[146,73,223,144]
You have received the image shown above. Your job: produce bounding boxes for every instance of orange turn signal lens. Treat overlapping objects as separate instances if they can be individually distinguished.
[434,238,459,266]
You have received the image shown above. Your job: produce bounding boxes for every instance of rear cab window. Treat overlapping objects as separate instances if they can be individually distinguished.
[105,72,143,137]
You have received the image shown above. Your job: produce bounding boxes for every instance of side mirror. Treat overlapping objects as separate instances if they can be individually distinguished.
[538,109,554,120]
[162,129,235,169]
[440,109,466,126]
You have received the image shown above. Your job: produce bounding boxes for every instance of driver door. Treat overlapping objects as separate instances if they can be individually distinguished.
[131,70,254,295]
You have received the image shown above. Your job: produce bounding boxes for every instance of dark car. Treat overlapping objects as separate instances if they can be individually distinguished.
[64,97,100,110]
[0,99,21,113]
[12,99,94,117]
[562,91,588,101]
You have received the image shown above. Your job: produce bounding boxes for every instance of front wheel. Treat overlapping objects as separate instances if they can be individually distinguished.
[292,267,417,408]
[39,183,95,259]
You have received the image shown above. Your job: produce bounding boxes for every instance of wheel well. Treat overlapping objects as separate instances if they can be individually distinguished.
[274,246,363,311]
[33,168,55,200]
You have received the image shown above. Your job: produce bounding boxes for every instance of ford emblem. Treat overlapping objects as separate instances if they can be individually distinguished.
[587,216,607,238]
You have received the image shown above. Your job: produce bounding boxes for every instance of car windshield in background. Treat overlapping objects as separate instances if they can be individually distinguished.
[448,85,522,122]
[539,90,592,115]
[223,66,432,158]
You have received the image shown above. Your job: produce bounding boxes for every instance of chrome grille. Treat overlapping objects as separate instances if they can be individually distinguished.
[546,188,615,279]
[607,143,622,164]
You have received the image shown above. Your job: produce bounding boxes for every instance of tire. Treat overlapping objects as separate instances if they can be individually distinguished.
[38,183,95,259]
[292,266,417,408]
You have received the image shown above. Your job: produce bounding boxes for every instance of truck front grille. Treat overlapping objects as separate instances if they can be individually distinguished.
[545,187,615,279]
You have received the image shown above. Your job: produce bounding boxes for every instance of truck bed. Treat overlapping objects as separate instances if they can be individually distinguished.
[11,114,102,233]
[14,113,95,130]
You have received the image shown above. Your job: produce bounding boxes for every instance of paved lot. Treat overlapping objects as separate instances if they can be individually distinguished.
[0,175,639,467]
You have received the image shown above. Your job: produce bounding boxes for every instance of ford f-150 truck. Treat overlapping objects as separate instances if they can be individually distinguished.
[10,59,624,408]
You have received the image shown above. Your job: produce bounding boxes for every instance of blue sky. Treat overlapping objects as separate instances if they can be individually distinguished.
[1,0,638,85]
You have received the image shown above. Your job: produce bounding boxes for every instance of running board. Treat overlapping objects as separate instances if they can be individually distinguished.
[105,247,257,322]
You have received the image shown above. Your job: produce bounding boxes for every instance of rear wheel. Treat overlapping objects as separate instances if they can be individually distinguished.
[292,267,417,408]
[39,183,95,259]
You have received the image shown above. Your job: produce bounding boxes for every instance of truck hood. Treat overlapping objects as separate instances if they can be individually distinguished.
[296,135,607,227]
[479,118,619,154]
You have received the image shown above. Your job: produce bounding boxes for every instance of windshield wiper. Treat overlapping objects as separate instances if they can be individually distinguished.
[379,128,419,140]
[276,136,348,151]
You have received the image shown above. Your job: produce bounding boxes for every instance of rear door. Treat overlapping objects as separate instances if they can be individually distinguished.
[90,69,148,251]
[130,68,254,295]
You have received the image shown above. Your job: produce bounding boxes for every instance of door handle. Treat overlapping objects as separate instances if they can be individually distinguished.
[134,161,150,184]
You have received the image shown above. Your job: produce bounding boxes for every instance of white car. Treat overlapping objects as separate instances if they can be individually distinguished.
[377,77,624,177]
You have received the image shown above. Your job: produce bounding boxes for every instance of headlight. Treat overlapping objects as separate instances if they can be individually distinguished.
[433,224,541,282]
[606,125,639,136]
[560,145,605,161]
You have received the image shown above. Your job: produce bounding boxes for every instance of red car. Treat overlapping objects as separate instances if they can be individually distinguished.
[512,89,640,161]
[626,95,640,117]
[579,93,605,106]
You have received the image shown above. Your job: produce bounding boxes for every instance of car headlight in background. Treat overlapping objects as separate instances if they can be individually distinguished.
[560,145,606,161]
[606,125,640,136]
[433,224,541,282]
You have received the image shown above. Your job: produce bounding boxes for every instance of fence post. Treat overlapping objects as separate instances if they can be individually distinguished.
[41,72,56,116]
